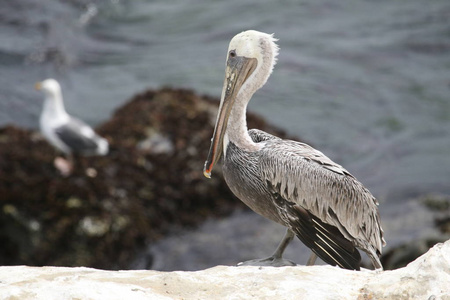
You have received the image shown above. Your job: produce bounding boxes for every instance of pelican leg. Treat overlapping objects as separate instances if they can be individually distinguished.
[271,228,295,259]
[237,228,297,267]
[306,252,317,266]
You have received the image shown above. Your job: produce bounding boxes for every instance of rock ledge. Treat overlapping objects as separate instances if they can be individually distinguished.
[1,240,449,300]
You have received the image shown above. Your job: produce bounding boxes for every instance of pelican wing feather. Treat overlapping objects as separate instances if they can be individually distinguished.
[252,129,385,268]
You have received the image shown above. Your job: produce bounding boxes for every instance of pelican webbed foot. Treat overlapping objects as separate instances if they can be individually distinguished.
[237,228,297,267]
[237,256,297,267]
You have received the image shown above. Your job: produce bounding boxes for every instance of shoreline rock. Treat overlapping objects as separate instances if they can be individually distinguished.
[0,240,448,300]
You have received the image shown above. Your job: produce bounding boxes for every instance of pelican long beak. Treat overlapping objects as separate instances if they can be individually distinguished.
[203,56,257,178]
[34,82,42,90]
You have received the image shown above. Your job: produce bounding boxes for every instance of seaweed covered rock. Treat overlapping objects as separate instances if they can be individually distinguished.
[0,88,289,269]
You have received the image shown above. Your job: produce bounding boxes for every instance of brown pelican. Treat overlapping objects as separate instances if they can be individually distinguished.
[203,30,385,270]
[35,78,109,175]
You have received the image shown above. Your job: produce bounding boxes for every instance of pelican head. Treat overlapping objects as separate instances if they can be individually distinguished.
[204,30,279,178]
[35,78,62,100]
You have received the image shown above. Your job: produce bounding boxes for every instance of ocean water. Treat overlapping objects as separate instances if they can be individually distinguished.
[1,0,449,269]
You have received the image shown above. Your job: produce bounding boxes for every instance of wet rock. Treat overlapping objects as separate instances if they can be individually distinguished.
[381,194,450,270]
[0,87,289,269]
[422,194,450,234]
[0,240,448,300]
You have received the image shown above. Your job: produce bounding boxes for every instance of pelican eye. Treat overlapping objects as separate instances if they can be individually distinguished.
[229,50,236,58]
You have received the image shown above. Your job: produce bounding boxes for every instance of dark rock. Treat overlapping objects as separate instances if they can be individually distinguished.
[0,87,290,269]
[381,238,444,270]
[381,194,450,270]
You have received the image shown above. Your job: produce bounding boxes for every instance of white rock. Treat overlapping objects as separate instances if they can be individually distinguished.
[0,240,449,300]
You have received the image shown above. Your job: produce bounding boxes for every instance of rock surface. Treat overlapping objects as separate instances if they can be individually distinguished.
[0,240,449,300]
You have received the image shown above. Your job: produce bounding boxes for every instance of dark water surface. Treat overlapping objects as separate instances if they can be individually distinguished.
[1,0,449,270]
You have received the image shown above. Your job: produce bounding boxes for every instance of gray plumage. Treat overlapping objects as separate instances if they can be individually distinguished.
[203,30,385,271]
[53,118,108,156]
[224,129,384,270]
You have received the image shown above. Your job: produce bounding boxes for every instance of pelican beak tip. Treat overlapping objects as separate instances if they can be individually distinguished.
[34,82,42,90]
[203,169,212,179]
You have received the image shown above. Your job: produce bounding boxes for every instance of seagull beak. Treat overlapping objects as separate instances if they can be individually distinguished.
[203,55,257,178]
[34,82,42,90]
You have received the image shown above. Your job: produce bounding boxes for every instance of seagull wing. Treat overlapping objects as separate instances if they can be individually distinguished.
[54,117,103,155]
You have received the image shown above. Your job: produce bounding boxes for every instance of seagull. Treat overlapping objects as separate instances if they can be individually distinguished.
[35,78,108,175]
[203,30,385,270]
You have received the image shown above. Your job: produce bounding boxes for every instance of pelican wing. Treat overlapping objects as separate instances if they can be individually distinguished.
[54,118,102,155]
[257,135,384,268]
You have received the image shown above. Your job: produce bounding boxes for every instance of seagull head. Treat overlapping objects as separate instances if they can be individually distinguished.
[35,78,62,99]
